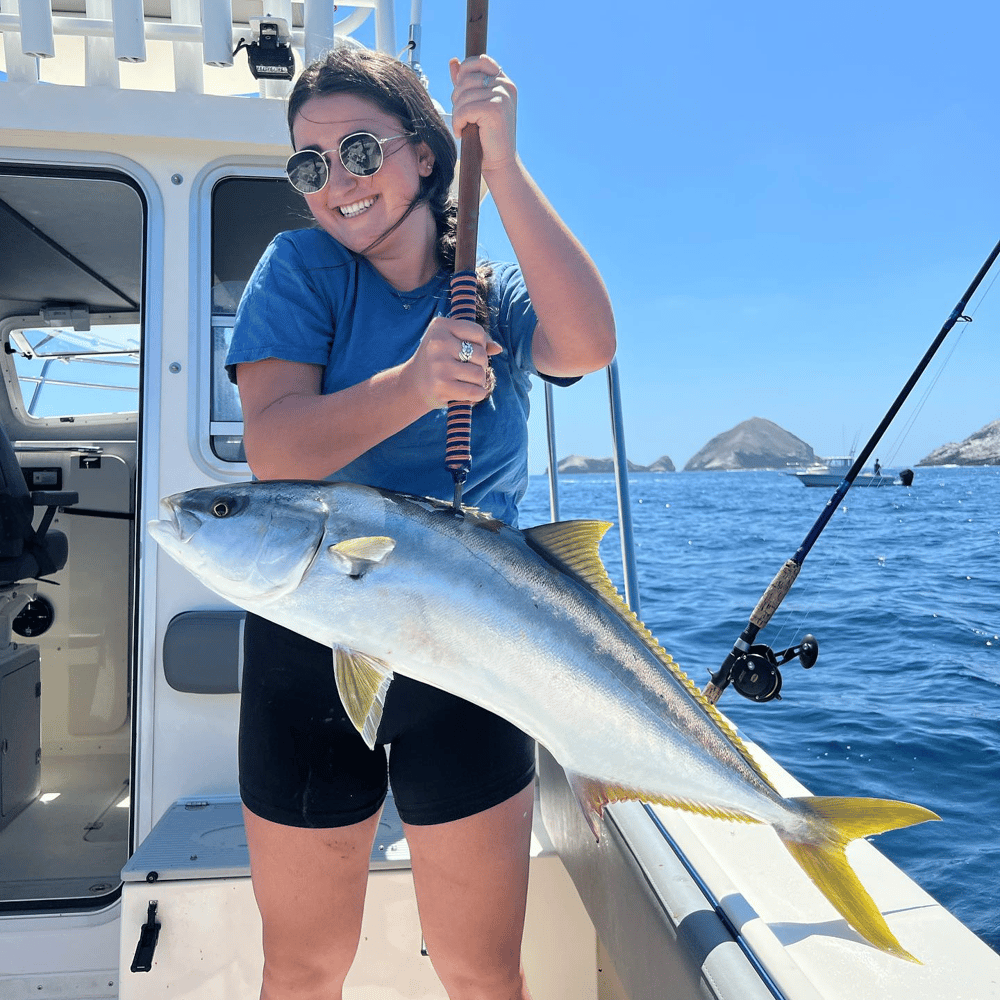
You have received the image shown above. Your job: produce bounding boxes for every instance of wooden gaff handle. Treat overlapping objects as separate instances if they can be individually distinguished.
[445,0,490,504]
[454,0,489,273]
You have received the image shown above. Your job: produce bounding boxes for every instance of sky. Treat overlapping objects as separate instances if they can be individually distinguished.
[5,2,994,474]
[395,0,999,473]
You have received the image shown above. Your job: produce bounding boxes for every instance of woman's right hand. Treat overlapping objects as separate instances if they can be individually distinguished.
[402,316,502,409]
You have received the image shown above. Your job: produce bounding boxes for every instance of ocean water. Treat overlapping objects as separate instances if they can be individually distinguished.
[518,465,1000,953]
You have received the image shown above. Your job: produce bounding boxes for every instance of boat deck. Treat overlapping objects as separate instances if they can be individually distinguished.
[0,753,129,904]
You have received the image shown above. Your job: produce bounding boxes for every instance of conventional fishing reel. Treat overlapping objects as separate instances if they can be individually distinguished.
[707,634,818,703]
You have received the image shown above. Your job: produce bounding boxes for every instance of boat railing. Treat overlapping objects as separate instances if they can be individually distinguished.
[544,358,642,618]
[0,0,394,96]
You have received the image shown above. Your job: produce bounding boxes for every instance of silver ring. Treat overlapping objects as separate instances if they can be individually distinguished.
[459,340,474,362]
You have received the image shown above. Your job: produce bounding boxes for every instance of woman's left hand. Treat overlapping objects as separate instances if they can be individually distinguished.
[449,54,517,172]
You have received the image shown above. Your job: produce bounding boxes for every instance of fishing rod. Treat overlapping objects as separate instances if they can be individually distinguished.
[704,236,1000,706]
[445,0,489,511]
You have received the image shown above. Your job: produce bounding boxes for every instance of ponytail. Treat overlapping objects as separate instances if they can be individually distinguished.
[432,201,493,329]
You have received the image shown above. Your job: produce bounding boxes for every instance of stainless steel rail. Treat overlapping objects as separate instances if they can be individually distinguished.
[543,358,641,618]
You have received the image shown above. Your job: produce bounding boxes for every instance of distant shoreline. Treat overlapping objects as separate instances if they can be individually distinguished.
[542,416,999,474]
[531,464,998,477]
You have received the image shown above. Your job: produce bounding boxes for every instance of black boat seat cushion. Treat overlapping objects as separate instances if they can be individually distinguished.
[0,427,76,583]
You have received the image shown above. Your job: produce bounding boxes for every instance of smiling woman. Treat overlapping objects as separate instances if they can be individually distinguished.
[223,39,615,1000]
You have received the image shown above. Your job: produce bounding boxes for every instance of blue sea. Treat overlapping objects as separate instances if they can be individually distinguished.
[518,465,999,953]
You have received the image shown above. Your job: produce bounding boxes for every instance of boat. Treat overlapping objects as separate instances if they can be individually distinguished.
[788,457,909,487]
[0,4,996,998]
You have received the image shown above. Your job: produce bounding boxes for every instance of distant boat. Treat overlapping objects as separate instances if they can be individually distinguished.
[788,457,910,487]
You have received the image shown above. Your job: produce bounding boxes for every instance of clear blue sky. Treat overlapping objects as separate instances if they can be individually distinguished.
[400,1,999,473]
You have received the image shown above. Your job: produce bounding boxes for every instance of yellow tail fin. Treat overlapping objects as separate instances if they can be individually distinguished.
[781,796,940,962]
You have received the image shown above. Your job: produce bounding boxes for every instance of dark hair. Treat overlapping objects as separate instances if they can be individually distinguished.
[288,45,491,325]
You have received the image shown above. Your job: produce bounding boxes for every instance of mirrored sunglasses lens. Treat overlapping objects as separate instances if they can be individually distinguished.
[286,151,327,193]
[340,133,382,176]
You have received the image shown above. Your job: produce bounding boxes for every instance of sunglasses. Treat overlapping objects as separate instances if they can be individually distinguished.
[285,131,414,194]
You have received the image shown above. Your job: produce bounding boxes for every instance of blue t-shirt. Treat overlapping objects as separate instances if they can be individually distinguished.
[226,228,545,525]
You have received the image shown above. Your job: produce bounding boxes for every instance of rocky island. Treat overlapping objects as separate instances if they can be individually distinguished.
[556,454,675,474]
[684,417,815,471]
[917,419,1000,466]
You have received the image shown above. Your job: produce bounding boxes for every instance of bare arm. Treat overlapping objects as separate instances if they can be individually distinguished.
[237,316,500,481]
[480,161,616,377]
[450,56,617,379]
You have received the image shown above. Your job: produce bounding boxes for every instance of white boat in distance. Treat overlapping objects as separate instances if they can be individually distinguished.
[788,457,911,487]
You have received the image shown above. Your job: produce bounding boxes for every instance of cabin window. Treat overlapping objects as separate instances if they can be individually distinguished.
[8,321,140,420]
[209,176,313,463]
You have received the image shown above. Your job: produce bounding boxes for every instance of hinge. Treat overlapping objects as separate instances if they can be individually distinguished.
[40,304,91,332]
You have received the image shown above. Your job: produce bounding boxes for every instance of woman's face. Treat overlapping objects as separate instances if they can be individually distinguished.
[291,92,435,259]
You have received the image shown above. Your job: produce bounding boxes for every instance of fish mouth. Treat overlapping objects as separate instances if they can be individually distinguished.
[159,495,201,540]
[148,494,200,539]
[147,495,188,546]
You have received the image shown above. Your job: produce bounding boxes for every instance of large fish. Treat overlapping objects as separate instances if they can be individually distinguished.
[148,480,938,961]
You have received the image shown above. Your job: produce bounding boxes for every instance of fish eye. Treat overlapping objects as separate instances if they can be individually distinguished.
[211,500,232,518]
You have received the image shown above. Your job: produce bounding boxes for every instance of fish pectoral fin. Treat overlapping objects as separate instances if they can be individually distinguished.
[327,536,396,577]
[332,646,394,751]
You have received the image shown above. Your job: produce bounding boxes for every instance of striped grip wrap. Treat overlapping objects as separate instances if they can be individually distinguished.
[445,270,478,481]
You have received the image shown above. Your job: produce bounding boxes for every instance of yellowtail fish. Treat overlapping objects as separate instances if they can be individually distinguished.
[148,480,939,961]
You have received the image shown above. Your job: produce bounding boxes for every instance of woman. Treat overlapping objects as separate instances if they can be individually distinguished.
[226,44,615,1000]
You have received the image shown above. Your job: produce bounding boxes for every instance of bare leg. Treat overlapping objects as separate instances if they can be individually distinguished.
[404,783,535,1000]
[243,805,381,1000]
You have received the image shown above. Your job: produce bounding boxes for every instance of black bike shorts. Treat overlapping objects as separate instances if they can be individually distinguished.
[238,613,536,829]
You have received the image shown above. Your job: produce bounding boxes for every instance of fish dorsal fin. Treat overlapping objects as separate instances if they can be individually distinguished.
[332,645,394,750]
[524,520,619,604]
[526,519,778,794]
[328,536,396,577]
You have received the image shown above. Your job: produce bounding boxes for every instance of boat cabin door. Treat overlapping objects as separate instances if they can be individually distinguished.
[0,166,141,915]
